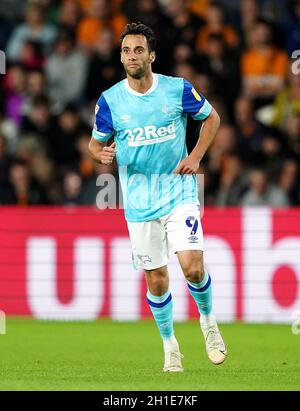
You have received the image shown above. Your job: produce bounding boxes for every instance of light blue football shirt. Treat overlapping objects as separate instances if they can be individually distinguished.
[92,74,212,222]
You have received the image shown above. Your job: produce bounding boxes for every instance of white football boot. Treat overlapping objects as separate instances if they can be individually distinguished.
[163,350,184,372]
[201,321,227,365]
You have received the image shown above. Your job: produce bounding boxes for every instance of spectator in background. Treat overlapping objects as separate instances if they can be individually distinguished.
[240,19,288,106]
[272,70,300,130]
[239,0,261,47]
[76,131,96,181]
[282,0,300,55]
[242,168,289,206]
[193,72,228,122]
[61,170,83,205]
[130,0,173,73]
[215,154,247,206]
[197,33,240,115]
[181,71,229,153]
[0,135,11,196]
[15,133,47,166]
[285,113,300,159]
[15,132,55,200]
[0,14,11,51]
[122,0,166,31]
[193,72,213,100]
[20,95,56,157]
[19,40,45,70]
[162,0,204,47]
[0,109,18,155]
[173,61,195,83]
[260,0,287,23]
[6,160,48,205]
[26,68,47,96]
[77,0,127,53]
[259,133,286,179]
[278,159,299,205]
[22,69,48,116]
[45,29,88,109]
[187,0,211,20]
[3,63,27,126]
[6,2,57,62]
[173,42,194,65]
[234,96,267,164]
[173,66,212,150]
[30,153,55,202]
[196,1,239,52]
[14,131,56,204]
[84,28,121,102]
[226,0,285,44]
[52,105,86,168]
[259,2,286,49]
[0,0,26,24]
[58,0,82,37]
[207,124,237,175]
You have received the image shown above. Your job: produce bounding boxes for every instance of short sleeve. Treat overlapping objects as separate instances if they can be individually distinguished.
[182,79,212,121]
[92,94,114,141]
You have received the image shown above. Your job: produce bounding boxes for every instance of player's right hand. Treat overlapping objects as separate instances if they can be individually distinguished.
[100,142,116,165]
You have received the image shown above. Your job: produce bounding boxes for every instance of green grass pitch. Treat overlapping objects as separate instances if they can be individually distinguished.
[0,318,299,391]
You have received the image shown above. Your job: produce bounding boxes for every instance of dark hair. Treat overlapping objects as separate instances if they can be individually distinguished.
[10,159,28,168]
[32,95,50,108]
[55,28,75,46]
[210,1,224,11]
[207,33,224,43]
[120,22,156,51]
[254,17,272,28]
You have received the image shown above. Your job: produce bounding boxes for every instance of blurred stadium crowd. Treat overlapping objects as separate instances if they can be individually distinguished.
[0,0,300,207]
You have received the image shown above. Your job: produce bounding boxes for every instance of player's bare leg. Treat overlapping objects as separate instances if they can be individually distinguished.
[145,266,183,372]
[177,250,227,365]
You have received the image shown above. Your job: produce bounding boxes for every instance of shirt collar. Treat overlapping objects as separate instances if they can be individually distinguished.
[124,73,158,96]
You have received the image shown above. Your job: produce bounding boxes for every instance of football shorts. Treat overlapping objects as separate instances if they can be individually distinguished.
[127,203,204,270]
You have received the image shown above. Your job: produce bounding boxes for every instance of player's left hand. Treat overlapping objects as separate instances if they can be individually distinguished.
[173,156,200,175]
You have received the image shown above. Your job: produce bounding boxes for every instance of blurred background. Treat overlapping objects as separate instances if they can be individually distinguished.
[0,0,300,324]
[0,0,299,207]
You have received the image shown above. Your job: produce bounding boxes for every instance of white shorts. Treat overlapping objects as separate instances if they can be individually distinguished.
[127,203,204,270]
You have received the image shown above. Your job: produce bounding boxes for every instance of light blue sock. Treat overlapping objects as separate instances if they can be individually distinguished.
[147,290,174,339]
[187,270,212,315]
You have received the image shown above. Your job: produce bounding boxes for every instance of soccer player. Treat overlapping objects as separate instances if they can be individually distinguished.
[89,22,227,372]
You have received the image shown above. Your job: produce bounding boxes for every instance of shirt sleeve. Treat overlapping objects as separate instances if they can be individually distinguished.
[182,79,212,120]
[92,94,114,141]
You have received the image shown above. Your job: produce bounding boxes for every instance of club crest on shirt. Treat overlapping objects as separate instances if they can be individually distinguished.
[192,88,201,102]
[95,104,99,114]
[121,114,131,123]
[161,105,176,117]
[161,105,169,115]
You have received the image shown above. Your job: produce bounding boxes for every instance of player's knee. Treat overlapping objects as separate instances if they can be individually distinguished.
[145,267,168,295]
[148,278,167,295]
[184,266,205,283]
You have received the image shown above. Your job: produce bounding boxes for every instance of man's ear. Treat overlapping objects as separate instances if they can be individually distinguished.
[150,51,156,63]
